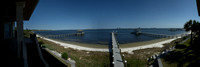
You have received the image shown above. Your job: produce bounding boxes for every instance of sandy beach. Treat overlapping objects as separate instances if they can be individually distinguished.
[120,37,180,53]
[36,34,186,53]
[37,35,109,52]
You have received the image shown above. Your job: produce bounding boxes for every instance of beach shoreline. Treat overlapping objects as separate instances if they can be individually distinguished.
[47,38,109,49]
[120,37,180,53]
[37,35,109,52]
[36,34,185,53]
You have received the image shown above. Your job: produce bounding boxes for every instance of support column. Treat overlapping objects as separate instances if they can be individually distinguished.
[16,2,25,58]
[10,22,14,38]
[12,22,16,38]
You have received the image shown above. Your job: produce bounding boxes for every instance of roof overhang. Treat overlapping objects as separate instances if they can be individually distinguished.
[1,0,39,21]
[197,0,200,16]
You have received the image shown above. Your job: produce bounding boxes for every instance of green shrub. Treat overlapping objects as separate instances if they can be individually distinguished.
[175,44,187,49]
[41,45,46,48]
[39,40,44,45]
[183,36,188,40]
[62,52,68,60]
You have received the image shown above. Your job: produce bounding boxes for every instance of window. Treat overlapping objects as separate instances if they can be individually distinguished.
[4,23,11,39]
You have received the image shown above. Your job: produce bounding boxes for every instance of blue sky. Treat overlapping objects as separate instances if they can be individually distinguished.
[24,0,200,30]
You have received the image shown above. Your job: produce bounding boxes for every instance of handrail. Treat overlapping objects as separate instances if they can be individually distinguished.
[33,34,49,67]
[22,41,28,67]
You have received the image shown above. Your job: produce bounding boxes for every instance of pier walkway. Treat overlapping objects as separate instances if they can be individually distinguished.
[140,32,189,38]
[43,33,84,38]
[111,32,124,67]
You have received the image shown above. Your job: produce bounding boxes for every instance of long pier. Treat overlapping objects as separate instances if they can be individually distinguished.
[111,32,124,67]
[43,33,84,38]
[140,32,189,38]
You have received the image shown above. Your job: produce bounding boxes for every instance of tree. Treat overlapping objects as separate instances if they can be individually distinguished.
[184,20,200,46]
[184,20,194,45]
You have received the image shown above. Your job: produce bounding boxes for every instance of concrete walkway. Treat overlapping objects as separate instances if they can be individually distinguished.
[157,58,163,67]
[112,32,124,67]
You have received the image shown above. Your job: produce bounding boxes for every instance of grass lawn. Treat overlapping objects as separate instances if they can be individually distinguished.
[161,58,178,67]
[162,58,190,67]
[161,38,200,67]
[122,48,165,67]
[39,37,164,67]
[183,39,190,47]
[38,38,110,67]
[124,57,147,67]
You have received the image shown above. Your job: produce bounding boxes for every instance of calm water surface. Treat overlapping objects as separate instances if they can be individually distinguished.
[34,28,186,45]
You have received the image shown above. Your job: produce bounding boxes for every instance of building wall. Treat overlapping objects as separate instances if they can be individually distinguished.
[0,22,4,40]
[3,22,14,39]
[4,23,11,39]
